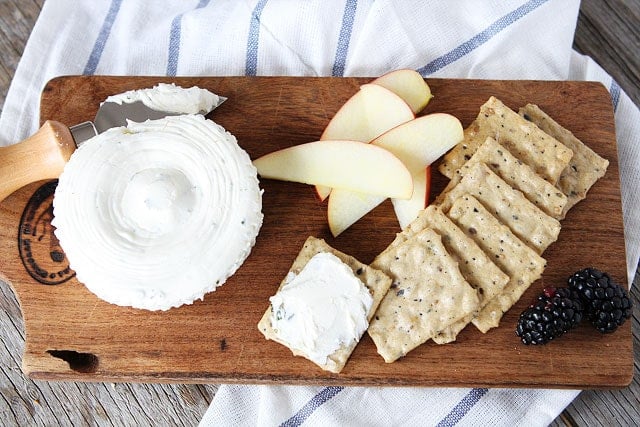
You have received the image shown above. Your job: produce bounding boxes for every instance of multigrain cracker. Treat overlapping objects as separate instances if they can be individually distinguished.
[380,205,508,343]
[439,97,573,184]
[447,137,568,219]
[435,162,560,254]
[369,228,480,362]
[446,194,546,332]
[258,236,391,373]
[412,206,509,344]
[519,103,609,218]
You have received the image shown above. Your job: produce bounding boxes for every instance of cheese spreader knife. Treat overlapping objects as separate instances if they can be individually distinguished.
[0,96,225,202]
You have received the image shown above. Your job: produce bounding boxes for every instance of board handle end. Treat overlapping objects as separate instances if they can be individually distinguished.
[0,121,76,202]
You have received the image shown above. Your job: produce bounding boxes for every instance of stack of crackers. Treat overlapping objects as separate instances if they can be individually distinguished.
[260,96,609,371]
[368,96,608,362]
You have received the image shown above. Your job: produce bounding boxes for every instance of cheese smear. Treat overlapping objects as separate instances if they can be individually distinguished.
[103,83,221,114]
[269,252,373,365]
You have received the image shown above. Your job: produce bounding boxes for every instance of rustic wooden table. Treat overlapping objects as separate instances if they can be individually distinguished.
[1,1,638,425]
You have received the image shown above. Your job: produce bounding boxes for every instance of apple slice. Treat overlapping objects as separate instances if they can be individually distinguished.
[328,166,429,237]
[328,166,431,236]
[315,83,415,201]
[325,114,463,236]
[373,113,463,173]
[391,166,432,230]
[371,69,433,114]
[320,84,414,141]
[253,140,413,199]
[328,190,386,237]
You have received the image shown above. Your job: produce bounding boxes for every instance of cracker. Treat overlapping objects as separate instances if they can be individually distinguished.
[519,103,609,218]
[369,228,479,362]
[258,236,391,373]
[435,161,560,254]
[439,97,573,184]
[411,206,509,344]
[447,137,568,219]
[382,205,509,343]
[437,121,484,178]
[446,194,546,332]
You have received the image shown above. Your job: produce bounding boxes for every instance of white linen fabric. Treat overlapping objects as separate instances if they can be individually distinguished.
[1,1,638,426]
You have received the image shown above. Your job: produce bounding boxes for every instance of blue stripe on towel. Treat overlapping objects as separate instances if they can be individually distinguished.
[610,79,621,112]
[436,388,489,427]
[417,0,549,76]
[280,386,344,427]
[83,0,123,75]
[167,0,211,76]
[332,0,358,77]
[245,0,270,76]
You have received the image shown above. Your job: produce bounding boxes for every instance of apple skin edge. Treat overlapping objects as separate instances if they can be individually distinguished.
[425,165,432,208]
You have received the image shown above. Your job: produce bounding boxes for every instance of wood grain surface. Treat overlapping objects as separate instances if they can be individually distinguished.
[0,75,631,389]
[1,1,639,426]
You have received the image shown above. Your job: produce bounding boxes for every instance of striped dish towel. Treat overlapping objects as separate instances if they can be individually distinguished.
[1,1,638,426]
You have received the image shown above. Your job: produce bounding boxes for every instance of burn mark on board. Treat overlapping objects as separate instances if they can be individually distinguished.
[18,180,75,285]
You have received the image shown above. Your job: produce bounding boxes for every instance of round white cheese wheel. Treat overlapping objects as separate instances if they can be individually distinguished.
[52,114,263,310]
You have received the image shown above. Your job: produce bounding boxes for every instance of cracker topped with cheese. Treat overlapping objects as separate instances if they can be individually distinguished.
[258,236,391,373]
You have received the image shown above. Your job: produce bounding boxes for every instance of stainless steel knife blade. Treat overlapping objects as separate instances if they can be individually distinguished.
[71,96,227,145]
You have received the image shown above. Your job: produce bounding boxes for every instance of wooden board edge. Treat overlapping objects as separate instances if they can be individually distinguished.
[9,76,629,388]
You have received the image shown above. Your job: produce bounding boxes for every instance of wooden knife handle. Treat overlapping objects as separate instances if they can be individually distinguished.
[0,120,76,202]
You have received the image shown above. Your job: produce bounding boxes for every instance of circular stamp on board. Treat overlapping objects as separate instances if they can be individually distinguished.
[18,180,75,285]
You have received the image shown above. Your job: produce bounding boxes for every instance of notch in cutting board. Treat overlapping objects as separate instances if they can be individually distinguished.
[46,349,99,373]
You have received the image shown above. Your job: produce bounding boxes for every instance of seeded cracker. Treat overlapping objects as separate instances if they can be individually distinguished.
[380,205,508,343]
[435,161,560,254]
[438,97,573,184]
[519,103,609,218]
[369,228,480,362]
[258,236,391,373]
[447,194,546,332]
[447,137,568,219]
[422,206,511,343]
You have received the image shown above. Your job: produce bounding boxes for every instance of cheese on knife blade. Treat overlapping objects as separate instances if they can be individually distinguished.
[103,82,222,114]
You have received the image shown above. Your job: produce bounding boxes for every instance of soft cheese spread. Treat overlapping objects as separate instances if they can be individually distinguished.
[103,83,221,114]
[52,114,263,311]
[269,252,373,365]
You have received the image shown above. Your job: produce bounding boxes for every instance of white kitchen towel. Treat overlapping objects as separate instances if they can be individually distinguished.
[1,1,638,426]
[200,385,580,426]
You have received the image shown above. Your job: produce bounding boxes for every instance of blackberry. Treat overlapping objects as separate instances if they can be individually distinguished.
[568,267,633,333]
[516,287,583,345]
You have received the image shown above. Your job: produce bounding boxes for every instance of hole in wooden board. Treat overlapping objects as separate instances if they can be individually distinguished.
[46,350,99,373]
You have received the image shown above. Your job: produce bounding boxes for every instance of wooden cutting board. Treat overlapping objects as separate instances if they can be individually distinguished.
[0,76,632,388]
